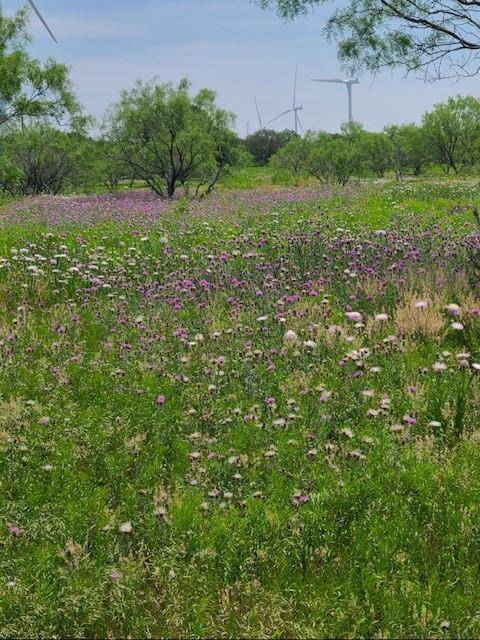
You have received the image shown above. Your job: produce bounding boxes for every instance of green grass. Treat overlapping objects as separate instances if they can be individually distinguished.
[0,179,480,638]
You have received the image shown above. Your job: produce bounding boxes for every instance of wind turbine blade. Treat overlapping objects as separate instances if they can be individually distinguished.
[297,115,305,135]
[268,108,294,124]
[311,78,345,84]
[254,98,263,129]
[293,66,297,108]
[27,0,58,43]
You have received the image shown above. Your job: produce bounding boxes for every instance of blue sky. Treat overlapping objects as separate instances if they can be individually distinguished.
[8,0,480,136]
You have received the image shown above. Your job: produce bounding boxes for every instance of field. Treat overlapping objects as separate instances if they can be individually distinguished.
[1,178,480,638]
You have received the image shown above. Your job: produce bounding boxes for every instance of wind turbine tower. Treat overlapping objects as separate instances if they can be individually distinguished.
[311,77,360,124]
[269,67,304,135]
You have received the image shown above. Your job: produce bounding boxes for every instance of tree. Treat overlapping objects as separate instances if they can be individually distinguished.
[269,136,308,178]
[0,5,78,127]
[385,123,430,178]
[305,131,362,186]
[95,140,128,192]
[257,1,480,80]
[243,128,297,165]
[422,96,480,174]
[361,131,393,178]
[105,78,238,198]
[0,124,85,196]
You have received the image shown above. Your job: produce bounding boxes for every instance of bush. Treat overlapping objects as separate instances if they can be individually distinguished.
[0,125,85,196]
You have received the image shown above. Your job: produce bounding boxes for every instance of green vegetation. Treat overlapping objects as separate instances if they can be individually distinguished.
[1,179,480,637]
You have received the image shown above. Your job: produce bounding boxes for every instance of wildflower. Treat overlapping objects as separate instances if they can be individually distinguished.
[432,361,447,372]
[374,313,389,321]
[118,522,133,534]
[8,525,23,537]
[414,300,428,309]
[451,321,464,330]
[445,303,461,317]
[346,311,362,323]
[109,570,123,582]
[156,395,166,405]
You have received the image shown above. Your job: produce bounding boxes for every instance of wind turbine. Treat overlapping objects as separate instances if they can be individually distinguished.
[27,1,58,43]
[269,67,304,135]
[254,97,263,130]
[311,77,359,124]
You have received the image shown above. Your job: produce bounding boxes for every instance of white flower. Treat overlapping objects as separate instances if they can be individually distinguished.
[283,330,298,343]
[414,300,428,309]
[118,521,133,534]
[445,303,461,317]
[451,322,464,330]
[346,311,362,323]
[374,313,389,322]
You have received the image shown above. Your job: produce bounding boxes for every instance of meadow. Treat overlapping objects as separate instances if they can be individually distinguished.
[1,177,480,638]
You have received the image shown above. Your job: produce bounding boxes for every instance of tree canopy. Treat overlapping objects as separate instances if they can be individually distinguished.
[105,78,239,198]
[256,0,480,80]
[0,4,78,127]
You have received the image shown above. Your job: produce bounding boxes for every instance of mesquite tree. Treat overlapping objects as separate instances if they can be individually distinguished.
[104,78,239,198]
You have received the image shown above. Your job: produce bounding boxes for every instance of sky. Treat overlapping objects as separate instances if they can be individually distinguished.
[8,0,480,136]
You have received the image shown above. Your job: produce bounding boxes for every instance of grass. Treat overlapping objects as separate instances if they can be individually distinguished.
[0,179,480,638]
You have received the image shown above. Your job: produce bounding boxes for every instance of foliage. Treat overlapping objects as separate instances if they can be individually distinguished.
[243,128,298,165]
[361,130,393,178]
[257,0,480,80]
[93,140,129,193]
[0,5,79,127]
[305,131,362,185]
[423,96,480,174]
[0,124,88,196]
[385,123,431,179]
[269,136,309,182]
[104,78,239,198]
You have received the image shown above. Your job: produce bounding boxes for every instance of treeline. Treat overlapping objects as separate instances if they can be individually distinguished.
[250,95,480,184]
[0,78,250,199]
[2,91,480,199]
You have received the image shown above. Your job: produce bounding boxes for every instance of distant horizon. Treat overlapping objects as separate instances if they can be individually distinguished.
[9,0,480,136]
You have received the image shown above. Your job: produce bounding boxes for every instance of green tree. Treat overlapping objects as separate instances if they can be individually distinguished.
[105,78,238,198]
[0,5,78,127]
[0,124,87,196]
[385,123,430,178]
[422,96,480,174]
[257,1,480,80]
[269,135,308,180]
[361,131,393,178]
[305,131,362,186]
[243,128,297,165]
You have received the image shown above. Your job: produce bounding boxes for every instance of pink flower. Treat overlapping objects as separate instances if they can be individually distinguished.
[9,525,23,537]
[156,395,166,406]
[109,569,123,582]
[346,311,363,323]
